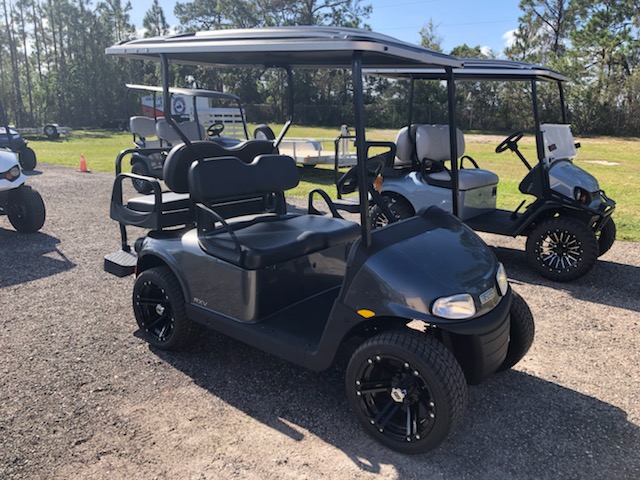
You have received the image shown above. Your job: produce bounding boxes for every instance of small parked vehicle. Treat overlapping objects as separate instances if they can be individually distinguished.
[0,124,37,171]
[123,84,251,193]
[366,59,616,282]
[104,27,534,453]
[0,102,45,232]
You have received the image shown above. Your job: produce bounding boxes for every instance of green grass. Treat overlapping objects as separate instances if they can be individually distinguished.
[26,126,640,241]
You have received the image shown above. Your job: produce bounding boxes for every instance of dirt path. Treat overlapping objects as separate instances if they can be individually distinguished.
[1,164,638,479]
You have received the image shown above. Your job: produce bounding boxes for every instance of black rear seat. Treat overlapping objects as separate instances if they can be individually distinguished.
[189,154,360,269]
[112,139,276,230]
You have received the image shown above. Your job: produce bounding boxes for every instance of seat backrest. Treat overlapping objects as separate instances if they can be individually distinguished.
[395,124,465,166]
[224,140,276,163]
[163,141,229,193]
[129,116,158,140]
[179,121,206,141]
[189,155,298,205]
[162,139,278,194]
[156,118,205,145]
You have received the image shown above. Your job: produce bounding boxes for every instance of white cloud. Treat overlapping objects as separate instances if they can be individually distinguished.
[502,29,516,48]
[480,45,492,57]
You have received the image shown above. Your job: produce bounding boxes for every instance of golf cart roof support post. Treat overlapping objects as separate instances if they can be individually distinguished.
[408,77,416,169]
[274,67,295,149]
[352,51,372,249]
[237,98,249,139]
[153,93,158,120]
[160,54,195,148]
[0,101,14,151]
[446,67,460,218]
[531,78,550,192]
[559,81,567,123]
[190,96,203,140]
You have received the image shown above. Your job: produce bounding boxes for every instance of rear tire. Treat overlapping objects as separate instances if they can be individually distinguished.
[497,290,535,372]
[596,218,616,257]
[7,185,46,233]
[18,147,37,171]
[370,195,415,229]
[133,266,198,350]
[526,216,598,282]
[253,124,275,140]
[131,162,153,194]
[346,331,467,454]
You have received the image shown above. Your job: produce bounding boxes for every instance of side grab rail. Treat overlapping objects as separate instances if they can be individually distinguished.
[110,172,164,229]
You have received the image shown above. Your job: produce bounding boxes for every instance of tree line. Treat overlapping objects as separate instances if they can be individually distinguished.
[1,0,639,136]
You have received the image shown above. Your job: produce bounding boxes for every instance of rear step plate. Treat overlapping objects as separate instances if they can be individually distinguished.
[104,250,137,277]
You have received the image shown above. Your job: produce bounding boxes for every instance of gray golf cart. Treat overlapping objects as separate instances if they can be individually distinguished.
[103,27,534,453]
[0,124,37,171]
[122,84,251,193]
[366,59,616,282]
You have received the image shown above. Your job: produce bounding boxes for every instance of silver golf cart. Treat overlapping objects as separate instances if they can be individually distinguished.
[366,59,616,282]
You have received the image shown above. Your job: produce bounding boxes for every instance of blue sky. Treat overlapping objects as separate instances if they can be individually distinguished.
[130,0,523,55]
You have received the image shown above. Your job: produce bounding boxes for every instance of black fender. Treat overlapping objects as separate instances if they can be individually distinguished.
[136,233,193,305]
[339,207,501,323]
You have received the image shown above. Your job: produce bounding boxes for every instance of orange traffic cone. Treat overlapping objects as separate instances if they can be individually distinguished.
[77,154,91,173]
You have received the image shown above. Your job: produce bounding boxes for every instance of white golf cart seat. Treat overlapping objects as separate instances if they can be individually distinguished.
[129,116,161,148]
[156,118,205,146]
[395,124,499,191]
[189,154,360,269]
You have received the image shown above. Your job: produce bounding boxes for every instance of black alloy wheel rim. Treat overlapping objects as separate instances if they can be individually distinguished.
[373,213,390,228]
[537,229,583,271]
[354,354,436,444]
[135,280,174,342]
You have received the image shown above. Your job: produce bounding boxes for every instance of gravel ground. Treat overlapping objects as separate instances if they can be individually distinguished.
[1,163,639,479]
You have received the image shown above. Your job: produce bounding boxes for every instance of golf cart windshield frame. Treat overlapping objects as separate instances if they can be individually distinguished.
[106,26,463,247]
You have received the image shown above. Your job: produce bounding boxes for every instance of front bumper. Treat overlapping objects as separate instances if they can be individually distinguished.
[439,287,512,385]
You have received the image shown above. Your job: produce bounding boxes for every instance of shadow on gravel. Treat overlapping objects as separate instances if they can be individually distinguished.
[22,170,43,176]
[151,331,639,479]
[0,229,75,287]
[491,245,640,313]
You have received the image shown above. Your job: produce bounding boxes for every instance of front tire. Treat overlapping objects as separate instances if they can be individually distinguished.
[346,331,467,454]
[18,147,37,171]
[497,290,535,372]
[526,216,598,282]
[7,185,46,233]
[133,266,198,350]
[596,218,616,257]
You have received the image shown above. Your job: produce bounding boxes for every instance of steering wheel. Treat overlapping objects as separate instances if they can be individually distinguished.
[496,131,524,153]
[207,122,225,137]
[337,156,386,195]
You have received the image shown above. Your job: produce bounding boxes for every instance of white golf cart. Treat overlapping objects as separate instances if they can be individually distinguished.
[0,102,46,233]
[122,84,251,193]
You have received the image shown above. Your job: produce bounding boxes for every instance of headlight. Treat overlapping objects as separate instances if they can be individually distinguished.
[574,187,592,204]
[496,263,508,296]
[5,165,20,181]
[432,294,476,320]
